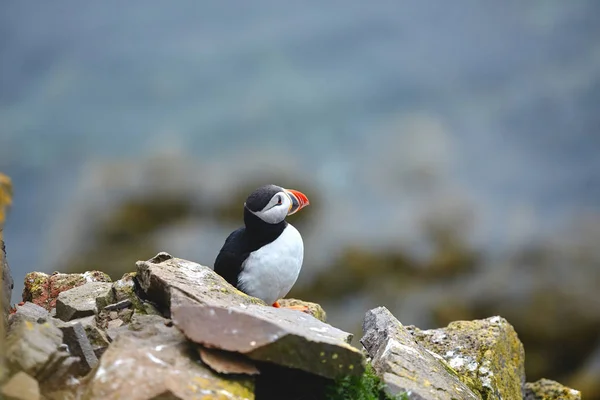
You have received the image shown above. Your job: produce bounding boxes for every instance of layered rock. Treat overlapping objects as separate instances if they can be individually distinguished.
[406,316,525,400]
[136,252,365,379]
[362,307,480,399]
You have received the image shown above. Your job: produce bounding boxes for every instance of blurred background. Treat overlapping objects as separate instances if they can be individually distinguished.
[1,0,600,397]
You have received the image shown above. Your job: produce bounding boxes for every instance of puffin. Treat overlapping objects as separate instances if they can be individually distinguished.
[214,184,310,309]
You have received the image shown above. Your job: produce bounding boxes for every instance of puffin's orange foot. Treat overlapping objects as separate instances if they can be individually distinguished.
[284,305,310,313]
[272,301,281,308]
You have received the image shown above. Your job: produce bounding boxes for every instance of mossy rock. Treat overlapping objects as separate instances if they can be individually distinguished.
[407,316,525,400]
[524,378,581,400]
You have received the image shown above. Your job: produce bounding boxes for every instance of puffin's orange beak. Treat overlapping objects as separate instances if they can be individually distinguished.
[284,189,310,216]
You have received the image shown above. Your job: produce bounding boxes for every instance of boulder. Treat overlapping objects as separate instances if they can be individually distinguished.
[524,378,581,400]
[22,271,111,311]
[406,316,525,400]
[55,282,113,321]
[136,252,364,379]
[361,307,480,399]
[83,314,255,400]
[5,317,63,376]
[1,371,40,400]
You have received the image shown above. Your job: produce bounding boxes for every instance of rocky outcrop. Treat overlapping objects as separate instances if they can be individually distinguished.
[362,307,480,399]
[1,252,582,399]
[1,172,14,382]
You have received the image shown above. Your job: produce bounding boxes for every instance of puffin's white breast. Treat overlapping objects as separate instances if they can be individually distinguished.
[238,224,303,305]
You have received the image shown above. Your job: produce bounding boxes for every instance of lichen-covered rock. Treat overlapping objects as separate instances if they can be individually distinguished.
[362,307,480,400]
[83,313,255,400]
[1,371,40,400]
[137,252,364,380]
[524,378,581,400]
[22,271,111,311]
[406,316,525,400]
[278,298,327,322]
[55,282,113,321]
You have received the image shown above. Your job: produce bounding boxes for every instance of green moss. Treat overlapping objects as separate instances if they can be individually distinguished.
[326,364,408,400]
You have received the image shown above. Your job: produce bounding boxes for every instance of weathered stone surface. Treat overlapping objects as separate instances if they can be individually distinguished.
[5,317,63,376]
[51,314,110,359]
[198,347,260,375]
[55,282,113,321]
[7,302,50,330]
[136,253,364,379]
[34,345,80,392]
[1,371,40,400]
[524,379,581,400]
[105,298,132,311]
[84,314,254,400]
[407,316,525,400]
[362,307,480,400]
[278,298,327,322]
[59,322,98,375]
[23,271,111,311]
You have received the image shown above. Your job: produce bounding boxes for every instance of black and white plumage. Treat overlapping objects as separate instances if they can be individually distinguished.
[214,184,310,306]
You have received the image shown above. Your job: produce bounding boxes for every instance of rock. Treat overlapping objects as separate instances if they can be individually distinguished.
[7,302,50,330]
[51,314,111,359]
[34,345,80,392]
[406,316,525,400]
[105,298,132,311]
[59,322,98,375]
[5,317,63,376]
[198,347,260,375]
[361,307,480,400]
[1,371,40,400]
[22,271,111,311]
[524,378,581,400]
[278,298,327,322]
[107,319,124,329]
[1,237,13,329]
[137,253,364,379]
[55,282,113,321]
[83,314,255,400]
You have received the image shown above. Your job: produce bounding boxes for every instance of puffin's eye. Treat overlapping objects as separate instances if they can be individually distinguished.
[277,196,282,205]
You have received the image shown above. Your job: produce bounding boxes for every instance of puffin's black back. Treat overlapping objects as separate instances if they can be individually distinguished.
[214,208,287,288]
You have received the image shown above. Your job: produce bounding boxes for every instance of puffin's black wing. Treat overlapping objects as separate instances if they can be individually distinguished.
[214,227,250,288]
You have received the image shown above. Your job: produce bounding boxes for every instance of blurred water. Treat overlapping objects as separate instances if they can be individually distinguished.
[1,1,600,303]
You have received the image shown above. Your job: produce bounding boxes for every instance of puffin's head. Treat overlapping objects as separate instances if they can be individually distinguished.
[244,184,310,224]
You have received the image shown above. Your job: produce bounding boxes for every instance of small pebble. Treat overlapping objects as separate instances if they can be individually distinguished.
[109,311,118,320]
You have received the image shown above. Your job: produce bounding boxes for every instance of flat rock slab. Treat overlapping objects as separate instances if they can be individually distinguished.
[362,307,480,400]
[136,253,364,379]
[22,271,111,311]
[406,316,525,400]
[8,302,50,331]
[55,282,113,321]
[524,379,581,400]
[83,314,254,400]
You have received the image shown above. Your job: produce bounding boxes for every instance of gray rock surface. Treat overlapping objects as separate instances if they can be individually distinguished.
[55,282,113,321]
[5,317,63,376]
[59,322,98,375]
[406,316,525,400]
[83,313,255,400]
[362,307,480,400]
[136,252,364,379]
[1,238,13,327]
[7,302,50,330]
